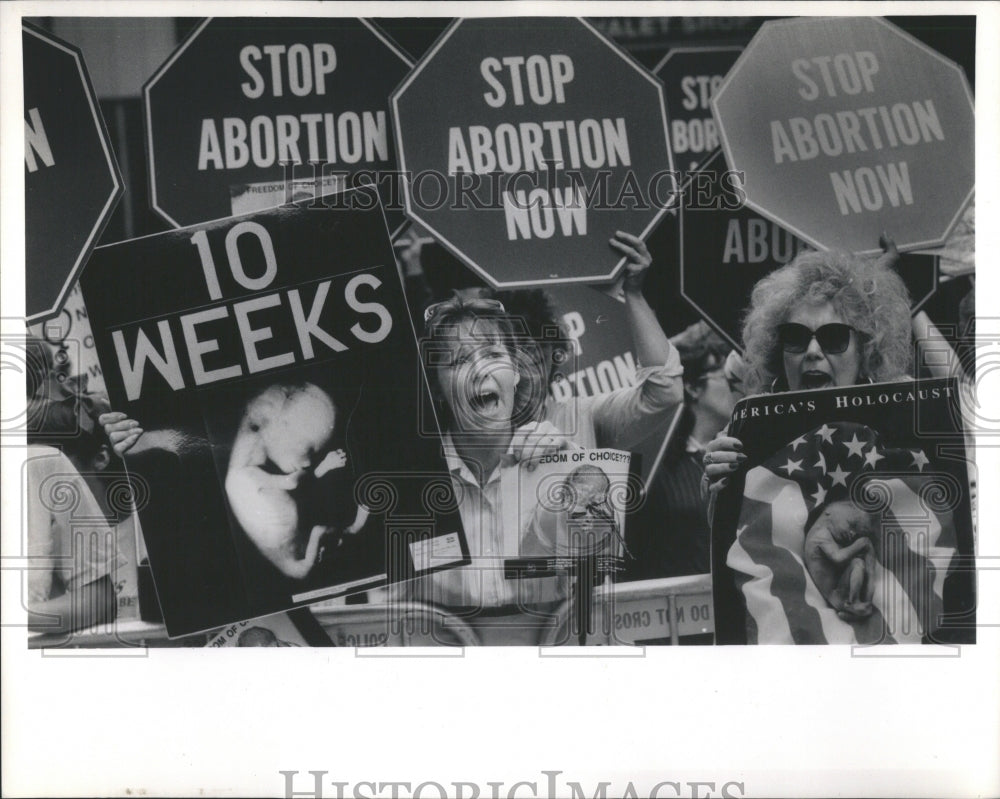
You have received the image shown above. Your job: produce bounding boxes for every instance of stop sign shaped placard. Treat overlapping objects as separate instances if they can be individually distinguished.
[654,46,742,173]
[712,17,974,255]
[543,284,670,483]
[391,18,674,288]
[681,151,939,351]
[24,23,123,325]
[144,18,412,230]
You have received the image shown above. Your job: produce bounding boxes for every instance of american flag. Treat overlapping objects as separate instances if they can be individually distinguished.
[726,421,959,644]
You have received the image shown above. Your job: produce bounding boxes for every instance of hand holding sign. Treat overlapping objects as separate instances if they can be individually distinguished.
[511,420,579,468]
[608,231,653,294]
[704,434,746,492]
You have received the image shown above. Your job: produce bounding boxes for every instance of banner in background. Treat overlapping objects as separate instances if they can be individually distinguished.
[144,18,411,233]
[23,22,122,324]
[680,151,938,351]
[653,45,742,173]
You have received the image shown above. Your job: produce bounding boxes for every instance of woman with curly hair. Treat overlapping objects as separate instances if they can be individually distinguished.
[703,241,912,490]
[698,239,972,643]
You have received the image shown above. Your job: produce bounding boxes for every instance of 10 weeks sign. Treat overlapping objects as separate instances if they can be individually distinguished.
[81,190,467,636]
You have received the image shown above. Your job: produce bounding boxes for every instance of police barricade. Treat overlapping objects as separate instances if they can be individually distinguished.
[27,582,711,648]
[27,602,482,649]
[540,574,714,646]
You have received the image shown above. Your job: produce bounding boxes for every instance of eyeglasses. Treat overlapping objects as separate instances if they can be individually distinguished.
[423,298,506,324]
[569,503,614,522]
[777,322,856,354]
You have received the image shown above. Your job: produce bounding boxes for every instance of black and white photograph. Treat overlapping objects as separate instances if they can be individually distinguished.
[79,196,468,636]
[2,3,997,798]
[711,377,975,645]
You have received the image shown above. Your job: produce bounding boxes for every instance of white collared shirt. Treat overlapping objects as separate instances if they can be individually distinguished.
[423,435,563,608]
[416,358,684,609]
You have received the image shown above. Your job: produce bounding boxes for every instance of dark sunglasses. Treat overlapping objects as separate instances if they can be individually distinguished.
[777,322,856,354]
[423,298,506,324]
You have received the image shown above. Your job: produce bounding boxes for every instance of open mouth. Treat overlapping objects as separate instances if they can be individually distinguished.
[469,388,501,413]
[800,370,833,390]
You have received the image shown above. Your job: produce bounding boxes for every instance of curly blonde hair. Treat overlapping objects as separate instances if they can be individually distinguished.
[741,250,912,395]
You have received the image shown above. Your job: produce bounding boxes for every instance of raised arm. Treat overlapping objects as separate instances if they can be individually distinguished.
[589,232,684,449]
[912,310,966,382]
[609,230,674,368]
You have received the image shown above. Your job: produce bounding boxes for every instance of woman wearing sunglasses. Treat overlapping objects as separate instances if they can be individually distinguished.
[702,245,912,492]
[702,242,982,645]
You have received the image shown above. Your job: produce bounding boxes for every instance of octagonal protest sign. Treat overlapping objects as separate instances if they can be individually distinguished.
[712,16,974,255]
[541,284,676,484]
[144,17,411,233]
[681,151,938,351]
[23,22,123,325]
[391,17,675,288]
[653,46,742,173]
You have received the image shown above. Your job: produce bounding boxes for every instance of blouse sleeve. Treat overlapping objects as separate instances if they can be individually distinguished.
[589,348,685,450]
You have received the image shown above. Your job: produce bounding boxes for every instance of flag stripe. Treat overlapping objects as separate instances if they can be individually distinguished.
[726,423,959,645]
[886,477,955,606]
[729,534,794,645]
[758,477,860,644]
[853,605,896,646]
[878,521,934,640]
[733,492,829,644]
[744,469,863,643]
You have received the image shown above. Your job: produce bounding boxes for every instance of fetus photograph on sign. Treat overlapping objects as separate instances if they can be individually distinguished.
[80,196,468,637]
[4,7,993,799]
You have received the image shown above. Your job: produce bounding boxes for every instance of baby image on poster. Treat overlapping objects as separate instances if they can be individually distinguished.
[198,367,375,599]
[224,381,369,581]
[711,378,975,646]
[80,197,468,637]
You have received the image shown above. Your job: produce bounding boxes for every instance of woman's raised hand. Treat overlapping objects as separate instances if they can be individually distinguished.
[877,230,899,267]
[609,230,652,293]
